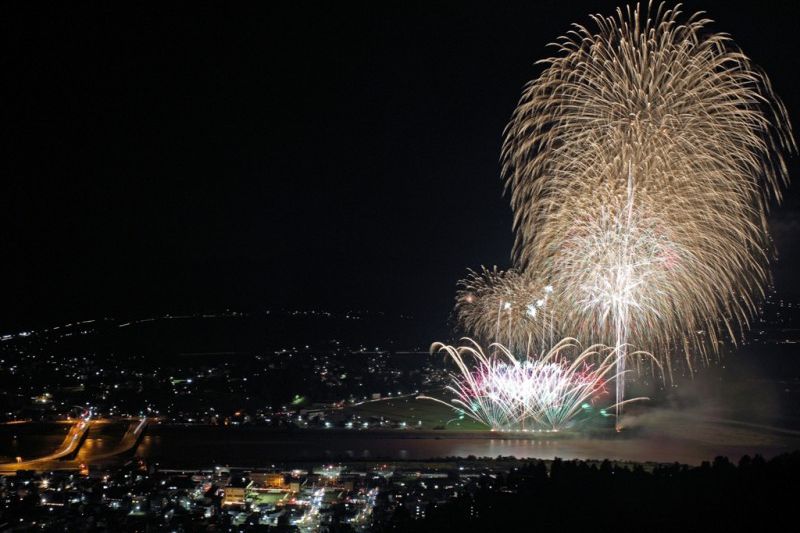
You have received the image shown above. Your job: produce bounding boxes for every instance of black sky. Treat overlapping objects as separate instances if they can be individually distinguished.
[2,1,799,332]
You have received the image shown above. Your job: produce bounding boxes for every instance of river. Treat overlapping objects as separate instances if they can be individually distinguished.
[133,410,800,467]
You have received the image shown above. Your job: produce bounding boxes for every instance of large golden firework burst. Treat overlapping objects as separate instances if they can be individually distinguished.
[459,2,794,378]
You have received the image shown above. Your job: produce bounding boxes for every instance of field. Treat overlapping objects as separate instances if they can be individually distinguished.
[346,396,487,431]
[342,395,485,431]
[339,392,619,434]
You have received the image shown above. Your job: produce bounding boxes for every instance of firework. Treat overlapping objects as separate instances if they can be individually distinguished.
[451,4,794,429]
[496,3,794,374]
[455,267,557,354]
[419,339,643,431]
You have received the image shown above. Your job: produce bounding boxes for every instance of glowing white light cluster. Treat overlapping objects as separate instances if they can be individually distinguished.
[420,339,644,431]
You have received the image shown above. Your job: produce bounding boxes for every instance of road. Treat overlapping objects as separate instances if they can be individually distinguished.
[83,417,149,463]
[0,414,92,472]
[0,415,149,473]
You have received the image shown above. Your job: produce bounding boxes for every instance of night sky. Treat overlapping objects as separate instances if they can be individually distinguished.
[2,1,799,332]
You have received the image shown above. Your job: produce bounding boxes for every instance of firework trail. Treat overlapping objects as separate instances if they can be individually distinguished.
[456,3,793,423]
[455,267,557,354]
[420,339,645,431]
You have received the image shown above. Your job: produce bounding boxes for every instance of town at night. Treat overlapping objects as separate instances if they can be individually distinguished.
[3,2,800,531]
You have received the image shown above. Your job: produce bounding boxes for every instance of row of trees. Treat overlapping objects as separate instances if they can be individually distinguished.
[382,452,800,531]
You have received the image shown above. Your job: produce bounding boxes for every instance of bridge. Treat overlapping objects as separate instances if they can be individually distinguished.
[0,414,92,473]
[85,417,150,463]
[0,415,149,473]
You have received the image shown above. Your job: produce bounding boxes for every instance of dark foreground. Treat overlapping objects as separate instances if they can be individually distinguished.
[1,451,798,531]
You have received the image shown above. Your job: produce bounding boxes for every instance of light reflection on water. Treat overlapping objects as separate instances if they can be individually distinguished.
[134,415,800,467]
[5,410,800,467]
